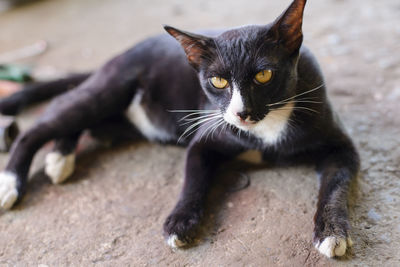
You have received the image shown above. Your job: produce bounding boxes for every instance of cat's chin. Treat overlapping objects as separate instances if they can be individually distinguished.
[225,120,252,132]
[223,113,255,132]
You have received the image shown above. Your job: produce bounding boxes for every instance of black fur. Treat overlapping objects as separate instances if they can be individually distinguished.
[0,0,359,257]
[0,73,90,115]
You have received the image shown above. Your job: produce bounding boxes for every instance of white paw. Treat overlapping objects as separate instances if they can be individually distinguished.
[167,234,187,249]
[315,236,353,258]
[45,152,75,184]
[0,171,18,210]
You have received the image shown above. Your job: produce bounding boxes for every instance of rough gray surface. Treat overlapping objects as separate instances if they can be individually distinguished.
[0,0,399,266]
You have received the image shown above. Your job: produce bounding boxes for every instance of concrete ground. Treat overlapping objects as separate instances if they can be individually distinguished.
[0,0,399,266]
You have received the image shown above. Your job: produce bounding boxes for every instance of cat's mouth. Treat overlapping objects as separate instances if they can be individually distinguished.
[223,101,295,134]
[223,110,258,131]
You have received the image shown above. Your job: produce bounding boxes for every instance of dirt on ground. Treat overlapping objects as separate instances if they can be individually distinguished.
[0,0,399,266]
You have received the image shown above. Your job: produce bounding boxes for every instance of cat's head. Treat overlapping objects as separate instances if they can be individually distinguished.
[165,0,306,134]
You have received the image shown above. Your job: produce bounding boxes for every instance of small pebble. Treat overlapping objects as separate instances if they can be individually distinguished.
[385,166,397,172]
[368,208,382,222]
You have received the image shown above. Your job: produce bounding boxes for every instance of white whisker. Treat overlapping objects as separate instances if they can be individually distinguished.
[177,110,223,143]
[207,119,226,141]
[214,41,226,68]
[267,84,324,107]
[270,100,322,107]
[168,109,219,113]
[178,117,217,142]
[201,118,224,141]
[276,106,320,114]
[180,113,221,125]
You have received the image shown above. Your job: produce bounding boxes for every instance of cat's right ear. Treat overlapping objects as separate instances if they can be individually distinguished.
[268,0,307,55]
[164,25,213,70]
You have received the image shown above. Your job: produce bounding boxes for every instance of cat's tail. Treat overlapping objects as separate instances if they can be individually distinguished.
[0,72,91,115]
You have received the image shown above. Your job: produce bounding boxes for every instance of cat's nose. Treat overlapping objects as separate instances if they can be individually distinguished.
[236,110,250,121]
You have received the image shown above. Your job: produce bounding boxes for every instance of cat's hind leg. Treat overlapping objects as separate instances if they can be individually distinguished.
[0,123,56,209]
[0,53,140,210]
[45,114,143,185]
[0,73,90,115]
[45,133,80,184]
[89,115,144,145]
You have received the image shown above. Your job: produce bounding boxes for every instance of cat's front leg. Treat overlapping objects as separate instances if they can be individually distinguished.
[164,137,243,248]
[313,141,359,258]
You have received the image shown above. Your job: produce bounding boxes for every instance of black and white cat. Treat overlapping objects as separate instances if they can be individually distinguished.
[0,0,359,258]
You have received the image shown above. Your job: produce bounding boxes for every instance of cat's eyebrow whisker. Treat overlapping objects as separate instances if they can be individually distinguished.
[214,40,226,68]
[253,44,264,62]
[267,84,324,107]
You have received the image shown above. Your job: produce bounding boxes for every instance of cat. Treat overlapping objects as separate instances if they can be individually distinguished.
[0,0,359,258]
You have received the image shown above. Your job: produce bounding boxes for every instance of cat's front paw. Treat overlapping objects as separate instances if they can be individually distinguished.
[313,214,353,258]
[163,206,202,248]
[314,235,353,258]
[166,234,187,248]
[0,171,18,210]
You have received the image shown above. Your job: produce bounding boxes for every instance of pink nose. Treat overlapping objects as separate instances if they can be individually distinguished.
[236,111,249,121]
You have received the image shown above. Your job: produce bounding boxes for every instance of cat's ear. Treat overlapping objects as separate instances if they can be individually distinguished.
[268,0,307,54]
[164,25,213,70]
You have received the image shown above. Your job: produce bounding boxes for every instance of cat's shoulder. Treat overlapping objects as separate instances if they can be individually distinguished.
[298,45,324,81]
[299,46,319,66]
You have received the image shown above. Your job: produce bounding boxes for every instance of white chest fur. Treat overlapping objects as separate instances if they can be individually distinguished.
[125,91,172,142]
[248,102,294,145]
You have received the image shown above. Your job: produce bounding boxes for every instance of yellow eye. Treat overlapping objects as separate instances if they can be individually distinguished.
[210,77,228,89]
[254,69,273,84]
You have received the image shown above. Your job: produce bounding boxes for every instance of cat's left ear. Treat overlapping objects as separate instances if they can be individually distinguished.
[268,0,307,55]
[164,25,214,70]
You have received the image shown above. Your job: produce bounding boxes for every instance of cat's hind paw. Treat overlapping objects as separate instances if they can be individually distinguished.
[45,151,75,184]
[167,234,187,249]
[315,236,353,258]
[0,171,18,210]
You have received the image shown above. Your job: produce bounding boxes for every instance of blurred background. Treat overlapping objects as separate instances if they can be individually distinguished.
[0,0,399,266]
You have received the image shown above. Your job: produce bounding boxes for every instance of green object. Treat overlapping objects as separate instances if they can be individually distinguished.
[0,64,32,82]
